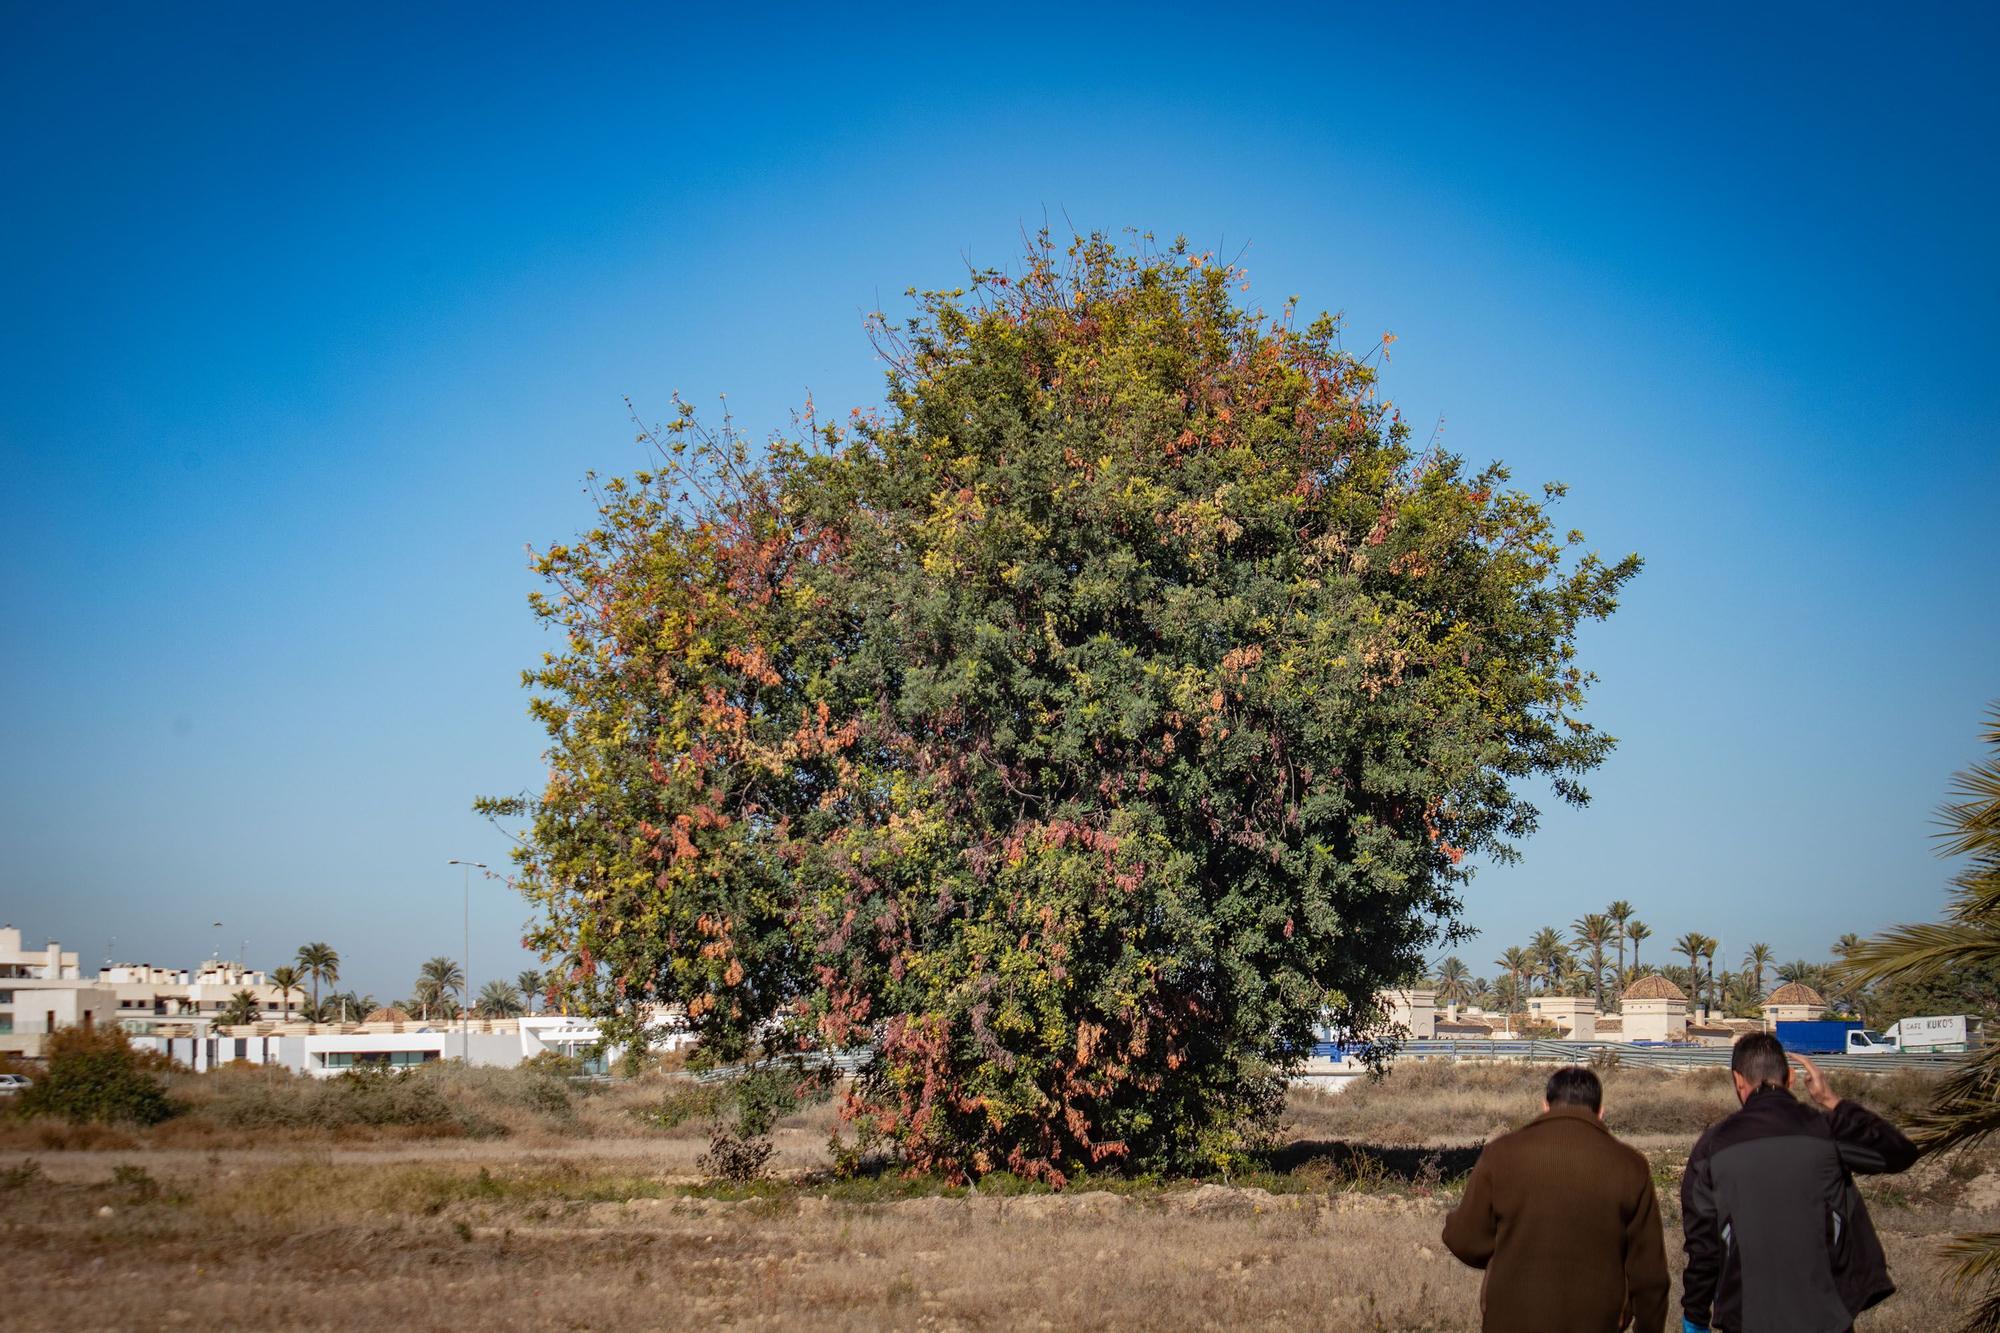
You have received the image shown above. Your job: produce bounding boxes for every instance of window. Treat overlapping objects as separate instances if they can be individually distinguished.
[321,1050,439,1070]
[0,990,12,1003]
[0,1016,11,1034]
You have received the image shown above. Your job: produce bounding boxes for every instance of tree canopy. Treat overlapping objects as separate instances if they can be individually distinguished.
[485,231,1640,1182]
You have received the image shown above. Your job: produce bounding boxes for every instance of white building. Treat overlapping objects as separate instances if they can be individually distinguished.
[135,1009,695,1076]
[1378,988,1438,1040]
[80,957,293,1027]
[0,925,80,980]
[0,978,119,1059]
[0,926,112,1058]
[1760,981,1828,1027]
[1526,994,1599,1040]
[1620,974,1690,1042]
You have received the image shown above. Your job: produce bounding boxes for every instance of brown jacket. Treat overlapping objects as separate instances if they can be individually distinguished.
[1442,1104,1669,1333]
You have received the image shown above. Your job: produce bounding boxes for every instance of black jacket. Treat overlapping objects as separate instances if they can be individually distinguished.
[1680,1087,1919,1333]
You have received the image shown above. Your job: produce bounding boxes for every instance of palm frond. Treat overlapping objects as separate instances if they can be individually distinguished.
[1838,924,2000,988]
[1909,1044,2000,1157]
[1949,1231,2000,1333]
[1945,1232,2000,1289]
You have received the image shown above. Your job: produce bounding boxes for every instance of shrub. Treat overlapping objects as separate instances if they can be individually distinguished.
[17,1026,174,1125]
[196,1063,473,1134]
[0,1159,44,1190]
[697,1132,774,1181]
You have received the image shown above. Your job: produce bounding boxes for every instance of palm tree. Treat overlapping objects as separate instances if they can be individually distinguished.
[1572,913,1615,1006]
[219,989,261,1028]
[415,957,464,1021]
[1839,706,2000,1328]
[1673,931,1705,977]
[1434,957,1472,1011]
[517,969,543,1015]
[1531,926,1570,994]
[1625,920,1653,978]
[322,990,374,1023]
[1742,942,1774,998]
[1673,931,1709,1016]
[1606,900,1635,979]
[1776,958,1830,989]
[477,979,524,1017]
[1496,947,1532,1015]
[1833,932,1863,960]
[1698,934,1721,1017]
[269,965,303,1019]
[296,942,340,1014]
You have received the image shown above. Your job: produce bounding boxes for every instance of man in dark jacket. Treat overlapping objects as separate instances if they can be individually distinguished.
[1680,1032,1920,1333]
[1444,1066,1670,1332]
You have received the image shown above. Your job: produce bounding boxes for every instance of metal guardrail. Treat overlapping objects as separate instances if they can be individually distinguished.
[690,1048,873,1084]
[1389,1038,1965,1074]
[689,1039,1966,1085]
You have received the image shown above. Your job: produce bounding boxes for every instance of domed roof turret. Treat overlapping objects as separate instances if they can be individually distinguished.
[1621,973,1687,1002]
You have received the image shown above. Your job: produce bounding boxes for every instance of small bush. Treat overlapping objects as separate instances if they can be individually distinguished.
[640,1081,727,1130]
[0,1159,44,1191]
[698,1132,775,1181]
[18,1026,174,1125]
[111,1164,161,1203]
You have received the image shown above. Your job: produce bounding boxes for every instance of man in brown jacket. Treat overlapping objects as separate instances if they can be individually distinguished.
[1443,1066,1669,1332]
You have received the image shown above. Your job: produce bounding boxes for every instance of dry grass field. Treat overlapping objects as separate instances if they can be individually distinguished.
[0,1061,1989,1330]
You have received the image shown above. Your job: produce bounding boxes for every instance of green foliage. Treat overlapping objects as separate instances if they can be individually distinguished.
[477,979,526,1017]
[219,990,261,1027]
[296,942,340,1014]
[643,1065,824,1180]
[519,1050,584,1078]
[17,1026,174,1126]
[1863,960,2000,1028]
[492,230,1640,1183]
[1841,706,2000,1331]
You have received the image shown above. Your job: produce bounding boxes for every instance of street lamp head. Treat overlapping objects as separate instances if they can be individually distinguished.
[447,859,489,869]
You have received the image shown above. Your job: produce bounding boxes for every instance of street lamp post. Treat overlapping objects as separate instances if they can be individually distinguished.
[447,860,487,1064]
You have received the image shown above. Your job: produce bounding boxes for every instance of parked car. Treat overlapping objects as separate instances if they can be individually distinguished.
[0,1073,32,1096]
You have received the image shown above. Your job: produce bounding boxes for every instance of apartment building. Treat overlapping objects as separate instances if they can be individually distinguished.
[0,927,295,1058]
[0,926,115,1058]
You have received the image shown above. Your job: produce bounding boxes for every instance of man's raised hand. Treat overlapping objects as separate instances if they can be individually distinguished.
[1789,1052,1841,1112]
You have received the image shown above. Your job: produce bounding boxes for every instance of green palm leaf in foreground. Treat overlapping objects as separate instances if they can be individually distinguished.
[1840,706,2000,1330]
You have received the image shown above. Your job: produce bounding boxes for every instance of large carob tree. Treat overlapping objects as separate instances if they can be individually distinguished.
[484,231,1639,1182]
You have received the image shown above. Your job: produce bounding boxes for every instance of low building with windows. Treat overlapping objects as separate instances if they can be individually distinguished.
[136,1008,697,1076]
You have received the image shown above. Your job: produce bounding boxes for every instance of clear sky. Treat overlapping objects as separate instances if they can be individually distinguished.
[3,5,1995,1000]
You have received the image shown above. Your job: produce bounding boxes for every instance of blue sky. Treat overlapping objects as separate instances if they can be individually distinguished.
[3,5,1995,999]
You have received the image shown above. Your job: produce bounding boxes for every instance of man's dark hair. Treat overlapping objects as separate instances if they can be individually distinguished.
[1732,1032,1790,1089]
[1545,1065,1603,1112]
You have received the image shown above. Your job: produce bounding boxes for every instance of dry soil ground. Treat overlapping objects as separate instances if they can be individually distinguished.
[1,1069,1991,1330]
